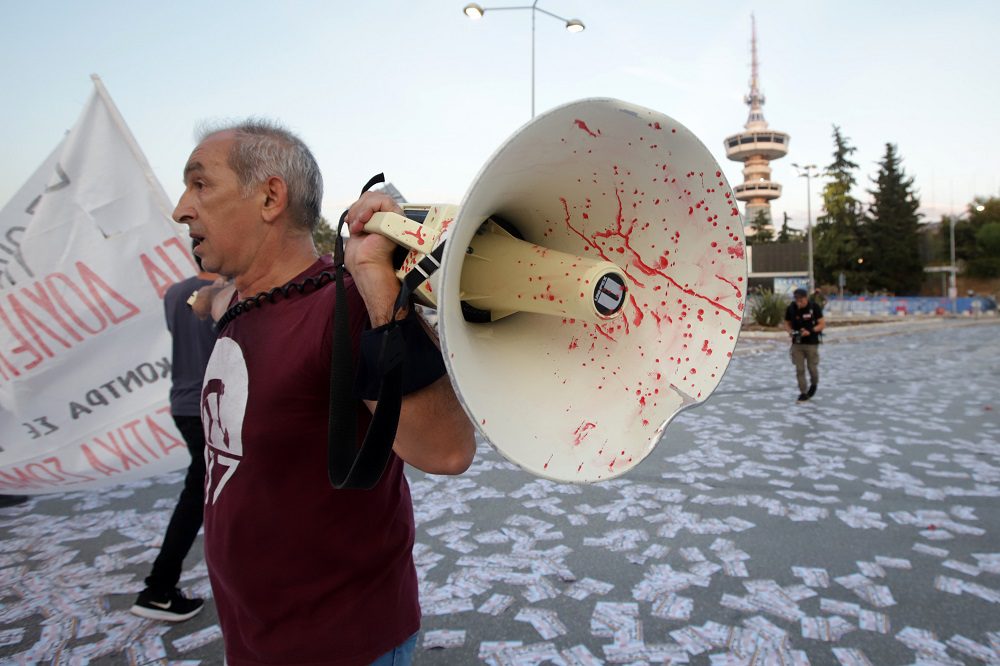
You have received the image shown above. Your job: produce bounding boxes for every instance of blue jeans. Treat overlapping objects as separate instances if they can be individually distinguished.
[370,633,417,666]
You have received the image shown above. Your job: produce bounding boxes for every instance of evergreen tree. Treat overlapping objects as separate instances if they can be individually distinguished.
[814,126,865,291]
[776,212,803,242]
[777,212,792,242]
[865,143,923,294]
[747,210,774,245]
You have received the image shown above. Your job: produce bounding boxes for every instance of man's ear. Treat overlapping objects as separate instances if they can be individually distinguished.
[261,176,289,223]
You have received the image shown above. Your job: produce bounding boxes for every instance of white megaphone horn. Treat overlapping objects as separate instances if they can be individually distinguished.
[364,98,747,483]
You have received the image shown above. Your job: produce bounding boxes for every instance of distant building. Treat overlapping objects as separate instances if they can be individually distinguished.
[724,15,789,237]
[376,181,407,205]
[747,240,808,295]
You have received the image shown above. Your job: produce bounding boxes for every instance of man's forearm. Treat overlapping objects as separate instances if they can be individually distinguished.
[368,375,476,475]
[353,267,408,326]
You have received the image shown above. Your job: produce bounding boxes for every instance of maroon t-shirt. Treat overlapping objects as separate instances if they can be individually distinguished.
[201,256,419,665]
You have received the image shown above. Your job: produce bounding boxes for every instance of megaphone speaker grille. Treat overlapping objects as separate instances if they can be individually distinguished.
[437,98,746,483]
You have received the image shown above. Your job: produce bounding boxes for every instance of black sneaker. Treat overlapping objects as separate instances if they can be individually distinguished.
[0,495,29,508]
[130,587,204,622]
[797,393,810,402]
[807,383,817,398]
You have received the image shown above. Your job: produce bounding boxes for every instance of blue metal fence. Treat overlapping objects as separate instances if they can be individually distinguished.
[824,296,997,316]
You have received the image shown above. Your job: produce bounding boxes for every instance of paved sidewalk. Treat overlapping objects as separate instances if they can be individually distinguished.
[1,318,998,665]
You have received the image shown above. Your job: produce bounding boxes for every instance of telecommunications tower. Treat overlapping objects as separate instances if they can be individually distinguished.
[724,15,789,234]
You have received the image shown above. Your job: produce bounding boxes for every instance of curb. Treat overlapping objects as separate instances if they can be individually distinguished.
[737,316,999,344]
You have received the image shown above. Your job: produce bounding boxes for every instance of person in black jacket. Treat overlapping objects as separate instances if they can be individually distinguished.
[130,250,227,622]
[783,288,826,402]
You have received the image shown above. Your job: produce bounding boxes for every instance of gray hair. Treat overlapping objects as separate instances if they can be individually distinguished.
[198,119,323,231]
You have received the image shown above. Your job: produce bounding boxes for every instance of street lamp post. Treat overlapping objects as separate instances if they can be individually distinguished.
[463,2,585,118]
[791,163,819,293]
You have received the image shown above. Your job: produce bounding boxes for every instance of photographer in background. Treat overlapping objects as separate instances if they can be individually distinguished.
[784,288,826,403]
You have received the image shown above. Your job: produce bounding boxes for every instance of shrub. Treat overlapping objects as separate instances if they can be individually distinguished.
[749,288,787,327]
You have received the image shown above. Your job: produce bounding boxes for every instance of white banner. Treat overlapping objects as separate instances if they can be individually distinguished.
[0,76,194,494]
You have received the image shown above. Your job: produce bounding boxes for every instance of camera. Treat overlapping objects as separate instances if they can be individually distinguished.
[791,330,803,344]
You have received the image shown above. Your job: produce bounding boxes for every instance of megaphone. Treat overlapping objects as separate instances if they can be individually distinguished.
[366,98,746,483]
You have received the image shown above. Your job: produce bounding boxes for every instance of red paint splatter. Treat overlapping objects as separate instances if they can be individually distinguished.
[715,274,743,297]
[572,421,597,446]
[594,325,617,343]
[573,119,600,138]
[559,192,742,323]
[402,225,426,246]
[629,294,644,327]
[727,244,745,259]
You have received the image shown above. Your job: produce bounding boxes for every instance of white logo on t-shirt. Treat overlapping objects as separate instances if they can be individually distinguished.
[201,337,249,505]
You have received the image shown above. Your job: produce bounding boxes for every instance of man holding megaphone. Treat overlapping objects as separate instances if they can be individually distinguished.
[172,120,475,666]
[173,96,747,664]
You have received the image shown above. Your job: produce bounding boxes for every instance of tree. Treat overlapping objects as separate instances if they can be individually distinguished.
[940,197,1000,278]
[864,143,923,294]
[964,197,1000,277]
[747,210,774,245]
[814,126,865,291]
[313,216,338,256]
[974,222,1000,277]
[776,212,803,243]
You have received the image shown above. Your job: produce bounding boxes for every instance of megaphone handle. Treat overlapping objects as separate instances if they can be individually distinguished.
[364,212,439,253]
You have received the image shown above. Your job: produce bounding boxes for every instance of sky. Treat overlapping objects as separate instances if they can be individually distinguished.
[1,0,998,232]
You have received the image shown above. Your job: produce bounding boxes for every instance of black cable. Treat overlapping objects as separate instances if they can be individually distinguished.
[216,271,336,330]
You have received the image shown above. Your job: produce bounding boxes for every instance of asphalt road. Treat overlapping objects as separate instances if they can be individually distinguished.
[1,317,998,665]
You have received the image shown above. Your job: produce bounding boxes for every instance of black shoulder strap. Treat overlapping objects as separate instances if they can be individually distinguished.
[328,174,405,490]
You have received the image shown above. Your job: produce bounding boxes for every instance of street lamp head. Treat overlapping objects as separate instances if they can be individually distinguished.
[975,204,986,212]
[461,2,586,118]
[792,163,818,178]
